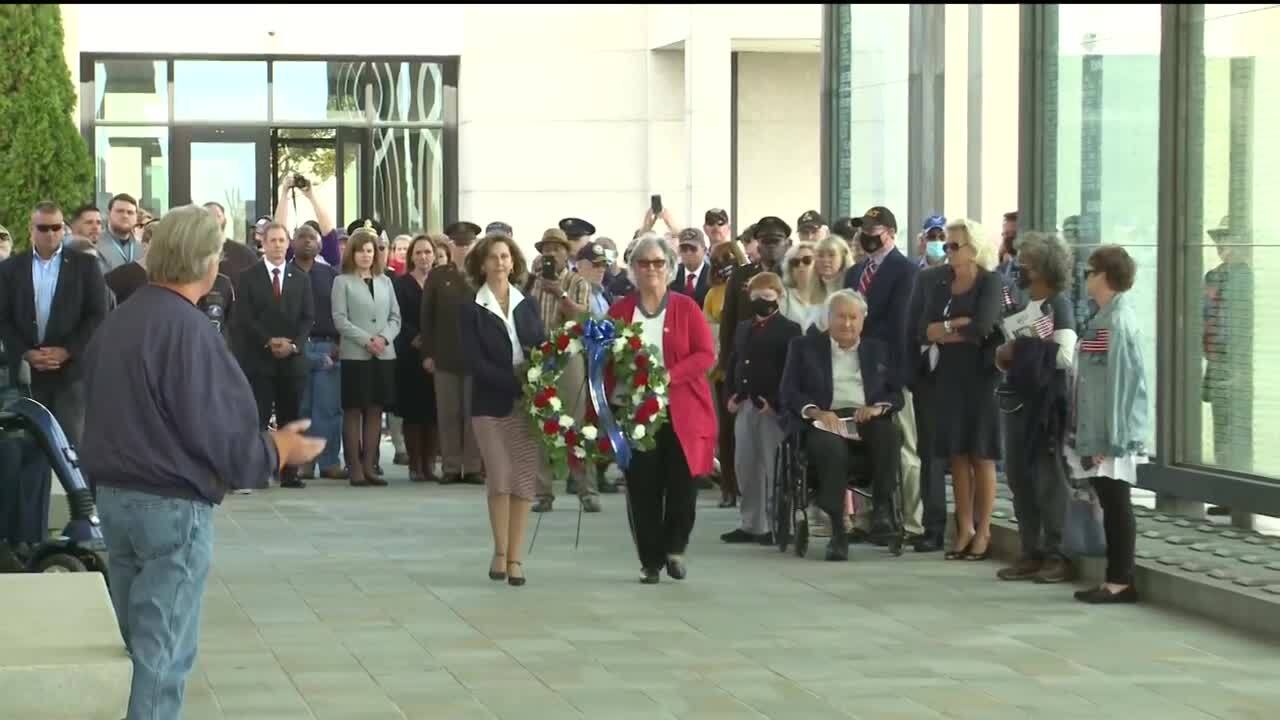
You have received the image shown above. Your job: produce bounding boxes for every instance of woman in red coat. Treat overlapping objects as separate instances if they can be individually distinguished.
[608,233,716,584]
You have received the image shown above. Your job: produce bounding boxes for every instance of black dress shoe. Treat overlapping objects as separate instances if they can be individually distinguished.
[847,528,870,545]
[913,536,944,553]
[440,473,461,485]
[720,529,756,544]
[756,532,774,545]
[507,561,526,587]
[825,540,849,562]
[640,568,660,584]
[281,477,306,489]
[665,556,687,580]
[1075,585,1138,604]
[462,472,485,485]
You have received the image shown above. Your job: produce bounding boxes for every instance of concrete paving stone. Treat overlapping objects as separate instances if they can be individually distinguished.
[140,468,1280,720]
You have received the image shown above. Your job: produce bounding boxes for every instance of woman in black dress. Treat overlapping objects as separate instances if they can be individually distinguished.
[919,218,1003,560]
[393,235,439,483]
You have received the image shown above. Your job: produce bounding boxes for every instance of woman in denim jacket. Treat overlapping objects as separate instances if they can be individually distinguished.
[1066,246,1150,604]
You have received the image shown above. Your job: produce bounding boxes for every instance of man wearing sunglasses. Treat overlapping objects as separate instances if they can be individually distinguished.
[0,200,108,457]
[703,208,732,247]
[671,228,711,307]
[0,225,12,262]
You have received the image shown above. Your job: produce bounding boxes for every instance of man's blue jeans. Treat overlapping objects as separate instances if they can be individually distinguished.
[300,339,342,469]
[97,486,214,720]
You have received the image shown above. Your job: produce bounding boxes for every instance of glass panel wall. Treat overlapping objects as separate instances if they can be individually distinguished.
[94,126,169,214]
[273,61,365,123]
[1051,4,1162,450]
[372,127,443,237]
[94,59,167,122]
[174,60,269,122]
[1179,4,1280,480]
[843,4,910,219]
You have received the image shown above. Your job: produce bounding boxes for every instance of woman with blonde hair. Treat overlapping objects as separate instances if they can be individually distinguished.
[812,236,855,326]
[779,242,822,331]
[703,240,748,508]
[918,217,1003,560]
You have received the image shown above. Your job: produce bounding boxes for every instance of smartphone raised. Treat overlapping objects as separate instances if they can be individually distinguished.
[650,194,663,215]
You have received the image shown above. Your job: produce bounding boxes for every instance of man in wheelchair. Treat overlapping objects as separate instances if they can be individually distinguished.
[780,289,903,561]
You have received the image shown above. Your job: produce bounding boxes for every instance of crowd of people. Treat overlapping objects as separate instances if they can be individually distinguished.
[0,183,1156,718]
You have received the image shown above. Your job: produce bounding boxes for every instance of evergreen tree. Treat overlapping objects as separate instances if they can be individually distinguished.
[0,5,93,251]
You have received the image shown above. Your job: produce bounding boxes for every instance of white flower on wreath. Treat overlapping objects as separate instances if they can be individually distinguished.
[632,391,645,406]
[527,366,542,383]
[631,424,647,440]
[548,396,563,412]
[622,328,635,338]
[653,383,666,396]
[553,435,566,448]
[572,446,587,459]
[612,338,626,354]
[581,426,598,441]
[563,320,579,332]
[566,339,582,355]
[559,414,574,429]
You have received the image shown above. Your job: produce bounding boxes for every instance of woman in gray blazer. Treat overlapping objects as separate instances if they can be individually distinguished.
[332,226,402,486]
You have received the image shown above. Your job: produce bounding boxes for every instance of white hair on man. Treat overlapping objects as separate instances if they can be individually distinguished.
[825,288,868,320]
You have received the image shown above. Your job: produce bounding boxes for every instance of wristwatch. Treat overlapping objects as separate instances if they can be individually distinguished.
[944,319,953,334]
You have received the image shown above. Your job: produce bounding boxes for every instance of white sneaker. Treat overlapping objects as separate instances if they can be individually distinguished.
[232,489,253,495]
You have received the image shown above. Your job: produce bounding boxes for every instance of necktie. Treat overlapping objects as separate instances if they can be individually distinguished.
[272,268,282,299]
[858,259,878,295]
[685,272,696,294]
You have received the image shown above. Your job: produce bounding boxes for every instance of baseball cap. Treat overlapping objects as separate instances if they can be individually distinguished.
[830,216,861,242]
[575,241,610,264]
[704,208,729,226]
[677,227,707,249]
[922,214,946,232]
[485,221,513,238]
[797,210,826,231]
[860,206,897,232]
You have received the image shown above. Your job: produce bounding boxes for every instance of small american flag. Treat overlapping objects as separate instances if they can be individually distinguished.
[1034,312,1055,339]
[1080,328,1110,354]
[1001,286,1014,309]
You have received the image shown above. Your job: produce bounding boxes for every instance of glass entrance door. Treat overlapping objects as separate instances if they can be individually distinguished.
[270,128,366,233]
[172,128,269,244]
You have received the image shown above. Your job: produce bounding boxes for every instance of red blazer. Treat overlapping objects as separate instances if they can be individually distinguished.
[608,292,717,477]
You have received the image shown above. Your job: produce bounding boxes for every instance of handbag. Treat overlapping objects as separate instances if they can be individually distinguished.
[1062,485,1107,558]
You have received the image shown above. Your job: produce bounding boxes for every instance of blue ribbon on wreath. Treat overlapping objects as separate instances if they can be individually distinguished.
[582,317,632,470]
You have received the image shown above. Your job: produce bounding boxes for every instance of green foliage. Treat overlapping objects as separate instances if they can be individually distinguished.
[0,5,94,251]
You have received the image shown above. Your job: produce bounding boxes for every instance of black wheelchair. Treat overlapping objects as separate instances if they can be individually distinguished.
[768,428,905,558]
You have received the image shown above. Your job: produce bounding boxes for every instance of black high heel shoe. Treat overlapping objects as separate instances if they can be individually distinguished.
[489,553,506,581]
[507,561,526,587]
[964,536,992,561]
[945,537,974,560]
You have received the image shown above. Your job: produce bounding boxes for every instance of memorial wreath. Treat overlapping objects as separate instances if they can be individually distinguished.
[523,316,670,481]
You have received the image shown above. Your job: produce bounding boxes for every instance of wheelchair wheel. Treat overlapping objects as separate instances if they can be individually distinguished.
[772,443,792,552]
[795,519,809,558]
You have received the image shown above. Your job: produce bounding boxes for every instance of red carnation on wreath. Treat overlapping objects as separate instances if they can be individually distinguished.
[633,370,649,388]
[565,430,578,447]
[629,336,642,351]
[542,420,559,435]
[540,341,553,354]
[557,334,572,351]
[635,354,649,370]
[597,437,612,453]
[533,392,549,409]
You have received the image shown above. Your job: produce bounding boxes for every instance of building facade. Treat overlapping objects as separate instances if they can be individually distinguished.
[822,3,1280,516]
[64,3,823,250]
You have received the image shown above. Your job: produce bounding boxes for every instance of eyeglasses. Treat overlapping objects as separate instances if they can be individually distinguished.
[634,258,667,270]
[788,256,814,267]
[944,242,963,253]
[35,223,64,234]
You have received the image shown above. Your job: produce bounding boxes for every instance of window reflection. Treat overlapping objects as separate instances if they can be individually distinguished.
[174,60,267,122]
[273,61,365,122]
[95,60,167,122]
[94,127,169,215]
[372,127,442,237]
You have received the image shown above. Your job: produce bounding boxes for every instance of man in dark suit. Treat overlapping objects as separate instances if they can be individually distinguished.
[904,261,951,552]
[780,289,903,561]
[0,201,107,452]
[670,227,711,307]
[842,206,924,546]
[233,222,314,488]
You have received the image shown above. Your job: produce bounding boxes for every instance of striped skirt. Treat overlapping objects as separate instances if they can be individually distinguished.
[472,413,546,501]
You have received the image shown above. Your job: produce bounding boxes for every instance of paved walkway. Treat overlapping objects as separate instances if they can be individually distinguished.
[184,460,1280,720]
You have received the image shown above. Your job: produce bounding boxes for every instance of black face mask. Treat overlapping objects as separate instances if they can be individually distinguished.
[858,232,884,254]
[750,298,778,318]
[713,261,735,280]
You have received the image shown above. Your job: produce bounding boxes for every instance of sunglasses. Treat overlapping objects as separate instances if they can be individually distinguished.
[678,244,700,252]
[707,220,727,227]
[35,223,64,233]
[788,256,814,267]
[944,241,963,253]
[635,258,667,270]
